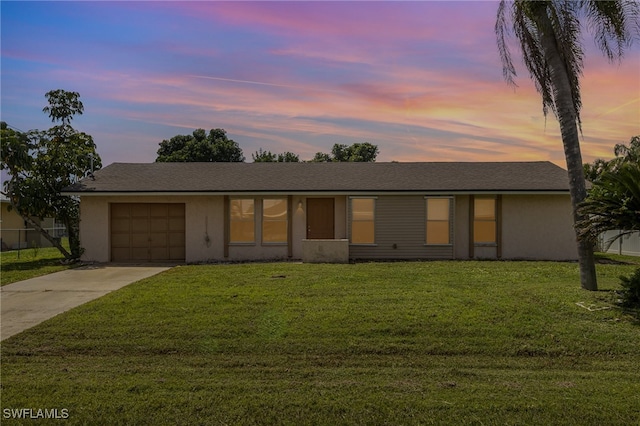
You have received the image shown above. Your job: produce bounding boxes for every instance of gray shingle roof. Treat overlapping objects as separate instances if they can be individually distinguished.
[63,161,572,194]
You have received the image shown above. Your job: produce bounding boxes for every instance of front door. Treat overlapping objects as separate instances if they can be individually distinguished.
[306,198,334,239]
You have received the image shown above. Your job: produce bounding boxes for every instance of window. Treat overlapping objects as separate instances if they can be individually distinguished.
[426,198,451,245]
[230,199,254,243]
[262,199,288,244]
[351,198,375,244]
[474,198,496,244]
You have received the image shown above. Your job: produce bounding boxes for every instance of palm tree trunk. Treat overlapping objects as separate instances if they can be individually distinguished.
[537,7,598,291]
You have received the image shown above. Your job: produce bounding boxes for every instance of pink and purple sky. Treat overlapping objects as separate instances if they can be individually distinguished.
[1,1,639,168]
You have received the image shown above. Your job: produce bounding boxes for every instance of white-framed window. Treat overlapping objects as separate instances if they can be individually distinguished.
[426,197,452,245]
[473,197,496,244]
[262,198,288,244]
[350,197,375,244]
[230,198,255,243]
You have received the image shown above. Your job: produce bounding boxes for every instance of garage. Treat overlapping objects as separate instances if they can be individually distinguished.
[110,203,185,262]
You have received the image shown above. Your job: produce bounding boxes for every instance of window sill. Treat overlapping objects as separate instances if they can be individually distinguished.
[349,243,378,247]
[229,242,256,246]
[261,242,288,246]
[424,244,453,247]
[474,243,497,247]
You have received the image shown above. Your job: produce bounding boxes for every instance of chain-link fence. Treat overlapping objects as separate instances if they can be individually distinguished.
[1,227,67,252]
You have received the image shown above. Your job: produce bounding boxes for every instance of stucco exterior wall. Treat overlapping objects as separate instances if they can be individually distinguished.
[501,194,578,260]
[79,195,224,263]
[79,195,346,263]
[1,201,27,249]
[79,193,578,263]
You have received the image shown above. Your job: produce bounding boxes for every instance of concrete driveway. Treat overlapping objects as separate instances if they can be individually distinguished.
[1,264,172,341]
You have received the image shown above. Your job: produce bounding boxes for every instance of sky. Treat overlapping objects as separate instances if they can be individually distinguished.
[1,1,639,169]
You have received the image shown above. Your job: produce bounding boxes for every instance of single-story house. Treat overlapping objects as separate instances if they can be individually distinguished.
[62,161,579,263]
[0,197,59,251]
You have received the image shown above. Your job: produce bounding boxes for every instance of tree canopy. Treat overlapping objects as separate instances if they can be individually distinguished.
[1,90,101,259]
[156,128,245,162]
[311,143,379,162]
[578,136,640,248]
[252,149,300,162]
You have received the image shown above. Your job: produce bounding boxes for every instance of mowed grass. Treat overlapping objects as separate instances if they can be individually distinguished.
[1,241,73,285]
[2,259,640,425]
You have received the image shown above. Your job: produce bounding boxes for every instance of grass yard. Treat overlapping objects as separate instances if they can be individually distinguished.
[2,259,639,425]
[1,241,73,286]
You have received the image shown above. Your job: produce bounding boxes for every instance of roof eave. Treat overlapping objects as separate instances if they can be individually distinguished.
[62,189,571,197]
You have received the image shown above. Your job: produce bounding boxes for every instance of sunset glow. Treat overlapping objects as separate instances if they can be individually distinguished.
[2,1,638,167]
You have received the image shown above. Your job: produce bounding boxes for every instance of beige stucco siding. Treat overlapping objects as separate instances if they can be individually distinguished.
[80,195,223,263]
[79,195,346,263]
[78,193,578,263]
[501,194,578,260]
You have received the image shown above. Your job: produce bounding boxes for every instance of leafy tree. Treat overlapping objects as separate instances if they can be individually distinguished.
[1,90,101,260]
[495,0,639,291]
[578,136,640,248]
[584,135,640,182]
[310,143,379,162]
[252,148,300,162]
[156,128,245,162]
[310,152,333,163]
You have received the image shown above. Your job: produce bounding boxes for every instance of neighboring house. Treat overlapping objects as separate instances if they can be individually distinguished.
[63,161,579,263]
[0,197,58,250]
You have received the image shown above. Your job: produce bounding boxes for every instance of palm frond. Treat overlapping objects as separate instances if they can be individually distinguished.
[581,0,640,61]
[496,0,518,86]
[577,162,640,244]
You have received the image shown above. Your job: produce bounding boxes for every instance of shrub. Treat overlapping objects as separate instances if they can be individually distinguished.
[618,268,640,309]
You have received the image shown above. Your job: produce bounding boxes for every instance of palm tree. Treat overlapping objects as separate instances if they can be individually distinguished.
[577,162,640,249]
[495,0,639,291]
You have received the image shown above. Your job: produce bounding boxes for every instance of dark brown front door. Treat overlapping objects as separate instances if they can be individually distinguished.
[306,198,334,239]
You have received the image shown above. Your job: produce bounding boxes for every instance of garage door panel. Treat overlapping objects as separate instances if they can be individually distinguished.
[111,203,185,262]
[131,218,149,230]
[170,247,185,260]
[131,233,149,247]
[150,248,169,260]
[149,204,168,217]
[111,233,130,247]
[150,218,168,232]
[169,232,184,246]
[111,218,130,233]
[169,218,185,231]
[131,204,148,217]
[131,248,149,260]
[111,204,130,217]
[169,204,185,216]
[112,248,130,262]
[149,233,168,248]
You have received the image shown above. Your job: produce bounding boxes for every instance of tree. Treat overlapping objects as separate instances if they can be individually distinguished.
[577,162,640,249]
[310,143,379,162]
[584,135,640,182]
[578,136,640,248]
[252,148,300,162]
[1,90,101,260]
[156,128,245,162]
[495,0,639,291]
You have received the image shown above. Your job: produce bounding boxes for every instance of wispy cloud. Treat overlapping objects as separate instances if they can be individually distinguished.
[1,1,638,166]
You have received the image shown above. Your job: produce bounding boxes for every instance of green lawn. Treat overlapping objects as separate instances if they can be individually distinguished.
[2,259,639,425]
[1,241,73,286]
